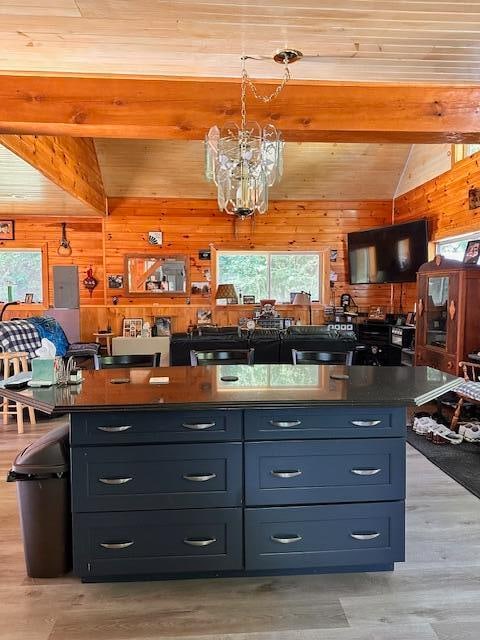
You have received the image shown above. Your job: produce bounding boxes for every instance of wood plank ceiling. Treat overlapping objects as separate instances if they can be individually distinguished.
[1,1,480,83]
[0,144,100,216]
[95,140,412,201]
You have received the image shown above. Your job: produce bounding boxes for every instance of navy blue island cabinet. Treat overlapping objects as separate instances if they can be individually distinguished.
[2,364,461,582]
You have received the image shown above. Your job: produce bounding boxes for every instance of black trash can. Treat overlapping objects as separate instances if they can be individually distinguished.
[7,424,71,578]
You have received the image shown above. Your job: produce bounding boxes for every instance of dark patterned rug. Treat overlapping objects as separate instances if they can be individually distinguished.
[407,428,480,499]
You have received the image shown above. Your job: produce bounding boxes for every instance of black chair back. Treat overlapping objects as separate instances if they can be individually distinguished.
[292,349,353,365]
[94,353,161,370]
[190,349,254,366]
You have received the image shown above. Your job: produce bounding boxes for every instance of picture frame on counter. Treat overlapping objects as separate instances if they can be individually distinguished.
[242,295,255,304]
[197,308,212,325]
[153,316,172,337]
[122,317,143,337]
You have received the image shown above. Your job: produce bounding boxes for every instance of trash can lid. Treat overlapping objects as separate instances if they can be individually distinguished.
[11,424,69,475]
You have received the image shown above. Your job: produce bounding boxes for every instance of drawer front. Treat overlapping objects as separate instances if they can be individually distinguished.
[245,439,405,506]
[72,443,242,511]
[70,410,242,445]
[73,508,243,578]
[245,502,404,571]
[244,407,405,440]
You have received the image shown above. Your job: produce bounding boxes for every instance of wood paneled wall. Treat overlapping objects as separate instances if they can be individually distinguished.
[3,198,395,338]
[394,150,480,308]
[0,217,104,307]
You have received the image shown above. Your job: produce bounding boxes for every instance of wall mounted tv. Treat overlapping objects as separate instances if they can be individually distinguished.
[347,220,428,284]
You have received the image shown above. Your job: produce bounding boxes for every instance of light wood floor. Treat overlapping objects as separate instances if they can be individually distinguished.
[1,417,479,640]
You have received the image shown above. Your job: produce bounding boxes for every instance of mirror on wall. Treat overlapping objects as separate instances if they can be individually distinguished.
[125,255,188,295]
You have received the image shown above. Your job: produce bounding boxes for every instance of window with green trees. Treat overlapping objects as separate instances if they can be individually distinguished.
[0,250,43,303]
[217,251,322,303]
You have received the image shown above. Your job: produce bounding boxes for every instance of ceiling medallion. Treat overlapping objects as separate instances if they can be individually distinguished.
[205,52,300,219]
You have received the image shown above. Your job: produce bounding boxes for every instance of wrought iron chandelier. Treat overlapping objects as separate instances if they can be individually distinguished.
[205,52,298,219]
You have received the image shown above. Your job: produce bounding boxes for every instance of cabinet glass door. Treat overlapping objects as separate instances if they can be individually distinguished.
[426,276,449,350]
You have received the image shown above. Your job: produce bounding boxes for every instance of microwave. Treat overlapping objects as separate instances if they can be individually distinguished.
[391,326,415,349]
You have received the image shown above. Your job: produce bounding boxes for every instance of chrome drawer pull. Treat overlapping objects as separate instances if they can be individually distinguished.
[350,420,382,427]
[183,473,217,482]
[183,537,217,547]
[351,468,381,476]
[98,477,133,485]
[270,534,303,544]
[97,425,132,433]
[269,420,302,428]
[181,422,215,430]
[100,541,134,549]
[270,470,302,478]
[350,532,381,541]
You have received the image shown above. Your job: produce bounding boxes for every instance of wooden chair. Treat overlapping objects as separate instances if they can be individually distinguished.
[451,361,480,431]
[94,353,161,370]
[292,349,354,365]
[190,349,254,366]
[0,351,36,434]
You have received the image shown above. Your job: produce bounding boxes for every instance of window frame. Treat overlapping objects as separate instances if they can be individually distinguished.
[0,245,48,308]
[215,248,328,304]
[436,232,480,262]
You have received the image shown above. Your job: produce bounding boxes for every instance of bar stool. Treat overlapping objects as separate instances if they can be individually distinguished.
[0,352,36,434]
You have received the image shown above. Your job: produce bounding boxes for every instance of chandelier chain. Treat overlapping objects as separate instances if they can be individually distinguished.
[240,58,290,130]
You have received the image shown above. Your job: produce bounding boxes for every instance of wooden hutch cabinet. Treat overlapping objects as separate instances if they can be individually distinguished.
[415,256,480,374]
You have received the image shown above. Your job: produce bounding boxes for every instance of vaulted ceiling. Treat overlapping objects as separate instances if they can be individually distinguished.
[1,1,480,83]
[95,140,412,201]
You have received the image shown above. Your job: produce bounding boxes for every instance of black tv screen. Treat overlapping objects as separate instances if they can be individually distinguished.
[347,220,428,284]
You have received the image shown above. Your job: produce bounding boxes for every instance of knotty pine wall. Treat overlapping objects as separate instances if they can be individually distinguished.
[3,198,395,339]
[394,150,480,309]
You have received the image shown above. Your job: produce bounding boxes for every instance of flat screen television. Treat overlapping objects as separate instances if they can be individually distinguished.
[347,220,428,284]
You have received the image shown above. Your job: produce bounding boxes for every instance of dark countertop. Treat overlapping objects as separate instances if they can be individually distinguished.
[0,365,462,414]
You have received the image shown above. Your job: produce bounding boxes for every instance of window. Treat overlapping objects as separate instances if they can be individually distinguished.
[454,144,480,163]
[0,249,43,303]
[437,233,480,262]
[217,251,323,303]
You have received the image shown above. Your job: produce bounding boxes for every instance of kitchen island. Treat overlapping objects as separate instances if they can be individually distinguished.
[1,364,461,582]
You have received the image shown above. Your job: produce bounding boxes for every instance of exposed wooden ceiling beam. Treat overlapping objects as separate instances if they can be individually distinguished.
[0,133,107,214]
[1,75,480,143]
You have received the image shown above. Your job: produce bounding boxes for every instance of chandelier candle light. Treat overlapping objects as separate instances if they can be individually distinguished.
[205,52,297,219]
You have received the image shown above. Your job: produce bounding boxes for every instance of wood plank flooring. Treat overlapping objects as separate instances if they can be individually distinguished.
[1,417,479,640]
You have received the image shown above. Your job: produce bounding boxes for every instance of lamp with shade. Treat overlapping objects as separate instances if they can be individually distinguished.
[215,283,238,305]
[292,291,312,325]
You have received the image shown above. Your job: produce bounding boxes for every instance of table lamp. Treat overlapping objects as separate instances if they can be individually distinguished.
[215,283,238,305]
[292,291,312,324]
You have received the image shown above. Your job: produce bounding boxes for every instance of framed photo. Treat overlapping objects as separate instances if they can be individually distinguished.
[243,295,255,304]
[330,249,338,262]
[0,220,14,240]
[107,274,124,289]
[191,281,211,295]
[197,308,212,325]
[406,311,416,326]
[122,317,143,337]
[148,231,163,246]
[24,293,33,304]
[198,249,211,260]
[154,316,172,337]
[368,306,386,321]
[463,240,480,264]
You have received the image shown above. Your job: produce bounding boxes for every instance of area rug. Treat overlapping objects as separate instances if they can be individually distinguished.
[407,428,480,499]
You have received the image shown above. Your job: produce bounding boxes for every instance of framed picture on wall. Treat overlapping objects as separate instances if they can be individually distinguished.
[122,318,143,337]
[0,220,14,240]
